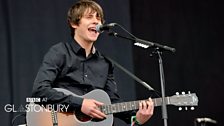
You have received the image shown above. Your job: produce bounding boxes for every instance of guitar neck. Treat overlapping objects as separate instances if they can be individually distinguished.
[100,97,167,115]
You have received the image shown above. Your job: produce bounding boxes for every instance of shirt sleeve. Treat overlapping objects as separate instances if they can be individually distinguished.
[32,44,83,111]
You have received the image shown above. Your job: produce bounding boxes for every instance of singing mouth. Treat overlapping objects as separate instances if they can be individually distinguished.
[88,27,97,33]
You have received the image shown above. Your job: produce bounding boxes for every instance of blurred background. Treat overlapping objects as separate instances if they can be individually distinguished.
[0,0,223,126]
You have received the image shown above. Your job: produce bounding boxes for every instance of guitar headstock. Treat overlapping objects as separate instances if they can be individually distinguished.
[169,91,198,107]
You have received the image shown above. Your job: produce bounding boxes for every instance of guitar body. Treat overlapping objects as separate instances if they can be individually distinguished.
[26,88,113,126]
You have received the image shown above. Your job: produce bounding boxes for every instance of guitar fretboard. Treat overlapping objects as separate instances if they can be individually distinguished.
[100,97,168,115]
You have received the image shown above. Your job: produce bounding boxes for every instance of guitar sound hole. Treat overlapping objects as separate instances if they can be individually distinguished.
[75,111,92,122]
[74,110,104,122]
[91,118,104,122]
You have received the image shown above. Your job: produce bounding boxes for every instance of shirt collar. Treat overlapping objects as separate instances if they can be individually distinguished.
[69,39,99,57]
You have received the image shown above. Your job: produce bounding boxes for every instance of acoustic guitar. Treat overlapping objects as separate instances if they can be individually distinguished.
[26,88,198,126]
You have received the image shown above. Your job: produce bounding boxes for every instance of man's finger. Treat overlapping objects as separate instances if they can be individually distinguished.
[91,109,106,119]
[139,101,143,110]
[146,98,154,114]
[142,100,147,110]
[94,100,104,106]
[95,108,106,118]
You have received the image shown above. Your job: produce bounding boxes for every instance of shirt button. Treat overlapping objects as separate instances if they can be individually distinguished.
[84,74,88,77]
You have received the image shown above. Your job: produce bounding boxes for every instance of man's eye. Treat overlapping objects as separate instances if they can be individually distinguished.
[96,17,101,21]
[86,15,93,18]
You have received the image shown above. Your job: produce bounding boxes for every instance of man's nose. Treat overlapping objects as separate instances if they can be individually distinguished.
[92,17,101,24]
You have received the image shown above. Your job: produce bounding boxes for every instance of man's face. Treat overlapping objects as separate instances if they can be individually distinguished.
[72,9,102,43]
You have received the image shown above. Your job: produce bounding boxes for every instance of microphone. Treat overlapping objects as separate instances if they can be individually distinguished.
[96,23,117,33]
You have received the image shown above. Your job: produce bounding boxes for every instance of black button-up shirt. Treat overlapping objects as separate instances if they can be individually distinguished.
[32,40,119,108]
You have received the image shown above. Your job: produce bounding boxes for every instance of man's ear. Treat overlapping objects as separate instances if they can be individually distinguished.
[70,22,78,29]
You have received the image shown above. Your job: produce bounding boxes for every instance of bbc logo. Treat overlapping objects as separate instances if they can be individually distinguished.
[26,98,41,102]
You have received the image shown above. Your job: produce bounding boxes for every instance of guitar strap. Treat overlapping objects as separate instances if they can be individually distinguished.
[51,110,58,126]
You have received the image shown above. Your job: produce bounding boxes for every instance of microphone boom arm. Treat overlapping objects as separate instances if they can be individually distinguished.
[108,32,176,52]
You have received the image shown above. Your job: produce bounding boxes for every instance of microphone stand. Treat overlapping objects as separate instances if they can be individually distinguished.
[108,31,175,126]
[157,49,168,126]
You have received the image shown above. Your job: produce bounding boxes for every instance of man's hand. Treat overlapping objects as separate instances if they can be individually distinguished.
[136,98,154,124]
[81,99,106,119]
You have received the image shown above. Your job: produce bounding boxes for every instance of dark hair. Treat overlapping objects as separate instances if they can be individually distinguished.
[67,0,105,37]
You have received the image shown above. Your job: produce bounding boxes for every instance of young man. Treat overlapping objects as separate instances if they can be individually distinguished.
[32,0,154,125]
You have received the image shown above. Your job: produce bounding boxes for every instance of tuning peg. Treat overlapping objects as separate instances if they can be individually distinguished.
[185,107,188,110]
[175,92,179,95]
[182,92,185,95]
[191,107,195,110]
[178,107,182,111]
